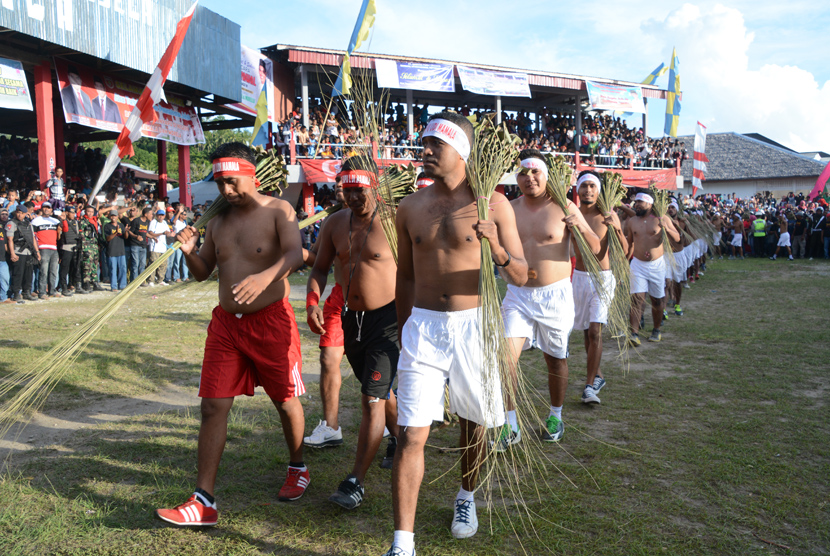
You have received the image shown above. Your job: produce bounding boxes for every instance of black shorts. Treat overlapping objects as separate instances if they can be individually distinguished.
[342,301,399,399]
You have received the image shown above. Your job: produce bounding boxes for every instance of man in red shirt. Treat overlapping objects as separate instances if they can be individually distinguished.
[31,202,61,298]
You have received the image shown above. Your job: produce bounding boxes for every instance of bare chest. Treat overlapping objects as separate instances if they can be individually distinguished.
[213,215,281,263]
[411,203,479,251]
[516,204,566,245]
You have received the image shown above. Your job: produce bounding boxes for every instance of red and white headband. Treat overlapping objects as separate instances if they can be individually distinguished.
[416,177,433,189]
[338,169,378,189]
[576,173,601,191]
[423,119,471,162]
[519,158,547,172]
[634,192,654,204]
[213,158,257,180]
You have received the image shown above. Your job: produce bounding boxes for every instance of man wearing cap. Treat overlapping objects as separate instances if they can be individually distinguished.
[127,207,152,284]
[157,142,307,527]
[102,209,127,292]
[624,191,681,345]
[387,112,527,554]
[306,155,400,511]
[31,201,62,298]
[6,206,40,302]
[58,206,81,296]
[751,211,766,258]
[498,154,600,450]
[147,209,174,285]
[79,205,104,292]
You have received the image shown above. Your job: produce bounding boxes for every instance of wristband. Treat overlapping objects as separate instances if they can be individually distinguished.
[306,291,320,310]
[495,249,511,268]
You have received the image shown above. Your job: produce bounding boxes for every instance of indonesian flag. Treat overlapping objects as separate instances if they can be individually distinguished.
[89,2,198,200]
[692,121,708,195]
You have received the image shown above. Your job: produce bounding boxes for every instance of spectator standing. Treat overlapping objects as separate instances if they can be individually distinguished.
[127,207,151,284]
[58,206,80,295]
[147,209,172,285]
[79,205,103,292]
[0,207,10,302]
[6,206,40,301]
[46,168,67,210]
[168,209,189,282]
[31,202,62,298]
[102,209,127,292]
[808,207,825,260]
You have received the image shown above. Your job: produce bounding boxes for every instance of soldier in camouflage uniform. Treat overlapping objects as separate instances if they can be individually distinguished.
[78,205,104,292]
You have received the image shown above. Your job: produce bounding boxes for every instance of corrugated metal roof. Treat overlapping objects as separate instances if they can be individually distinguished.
[278,44,668,99]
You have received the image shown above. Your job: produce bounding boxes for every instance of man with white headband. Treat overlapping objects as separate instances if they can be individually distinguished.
[306,155,400,511]
[666,200,690,316]
[498,154,601,448]
[157,142,307,527]
[388,111,528,554]
[625,189,681,345]
[710,211,724,259]
[729,213,745,259]
[571,170,627,405]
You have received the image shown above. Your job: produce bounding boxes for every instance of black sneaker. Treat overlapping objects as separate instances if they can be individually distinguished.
[329,474,364,510]
[381,437,396,469]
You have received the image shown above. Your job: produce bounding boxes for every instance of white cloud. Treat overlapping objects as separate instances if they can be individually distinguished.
[642,3,830,152]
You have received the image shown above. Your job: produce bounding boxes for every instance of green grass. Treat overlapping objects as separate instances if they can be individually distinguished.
[1,259,829,555]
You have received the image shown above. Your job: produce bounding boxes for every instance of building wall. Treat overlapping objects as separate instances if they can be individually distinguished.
[685,177,817,198]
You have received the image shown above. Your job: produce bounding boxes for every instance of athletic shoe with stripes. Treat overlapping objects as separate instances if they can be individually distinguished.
[155,494,217,527]
[382,546,416,556]
[278,467,310,501]
[329,474,364,510]
[592,376,606,393]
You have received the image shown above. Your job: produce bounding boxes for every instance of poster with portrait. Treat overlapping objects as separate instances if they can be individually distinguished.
[227,45,274,122]
[54,58,205,146]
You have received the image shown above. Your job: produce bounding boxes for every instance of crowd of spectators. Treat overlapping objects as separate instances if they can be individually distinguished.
[274,98,689,169]
[0,136,208,304]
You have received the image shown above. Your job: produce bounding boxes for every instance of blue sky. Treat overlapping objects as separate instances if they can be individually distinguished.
[200,0,830,152]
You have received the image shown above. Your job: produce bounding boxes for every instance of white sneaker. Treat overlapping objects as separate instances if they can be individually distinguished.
[582,385,601,404]
[303,419,343,448]
[451,498,478,539]
[148,282,156,287]
[160,281,169,286]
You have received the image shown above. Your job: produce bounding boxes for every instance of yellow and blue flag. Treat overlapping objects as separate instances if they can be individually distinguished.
[333,0,376,97]
[251,90,269,146]
[664,48,681,137]
[617,62,669,117]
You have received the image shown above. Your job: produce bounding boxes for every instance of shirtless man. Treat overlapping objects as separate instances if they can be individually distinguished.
[572,170,627,405]
[156,142,306,527]
[770,212,793,261]
[385,112,527,555]
[729,213,745,259]
[710,211,724,259]
[665,200,688,316]
[498,153,600,450]
[306,156,400,510]
[625,191,681,346]
[303,179,347,449]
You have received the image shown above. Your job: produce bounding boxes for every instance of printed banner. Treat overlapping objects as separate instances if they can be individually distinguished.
[298,158,421,183]
[375,59,455,92]
[54,59,204,146]
[585,81,645,113]
[456,65,531,97]
[0,57,32,111]
[228,45,275,122]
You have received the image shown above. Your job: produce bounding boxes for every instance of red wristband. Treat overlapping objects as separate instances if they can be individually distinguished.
[306,291,320,310]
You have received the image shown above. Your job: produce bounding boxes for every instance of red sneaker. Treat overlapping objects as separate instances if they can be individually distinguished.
[155,495,218,527]
[278,467,310,501]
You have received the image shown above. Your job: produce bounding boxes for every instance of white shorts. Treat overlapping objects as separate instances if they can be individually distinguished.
[573,270,616,330]
[777,232,791,247]
[731,234,743,247]
[666,250,686,282]
[503,279,574,359]
[397,307,504,428]
[713,231,722,244]
[696,238,707,258]
[630,256,666,298]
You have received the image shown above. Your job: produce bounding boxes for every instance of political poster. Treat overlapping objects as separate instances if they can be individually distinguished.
[375,59,455,92]
[54,58,204,146]
[0,57,33,111]
[456,65,531,97]
[228,45,275,122]
[585,81,645,113]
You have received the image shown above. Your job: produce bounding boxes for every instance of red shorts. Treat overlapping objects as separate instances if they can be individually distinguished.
[199,299,305,402]
[319,283,345,348]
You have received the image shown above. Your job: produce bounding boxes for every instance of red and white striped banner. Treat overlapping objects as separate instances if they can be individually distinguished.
[89,1,199,200]
[692,121,708,195]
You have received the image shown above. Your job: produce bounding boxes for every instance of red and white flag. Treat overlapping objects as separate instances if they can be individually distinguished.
[692,121,708,196]
[90,2,199,199]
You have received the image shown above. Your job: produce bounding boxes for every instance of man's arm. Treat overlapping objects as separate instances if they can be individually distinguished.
[395,200,415,342]
[232,200,303,305]
[564,200,601,255]
[661,216,681,243]
[177,222,217,281]
[476,192,528,287]
[604,211,628,253]
[624,220,635,259]
[305,215,339,335]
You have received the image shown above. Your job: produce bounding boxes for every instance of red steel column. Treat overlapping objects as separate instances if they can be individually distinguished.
[53,95,65,171]
[34,62,56,189]
[178,144,191,208]
[157,140,168,199]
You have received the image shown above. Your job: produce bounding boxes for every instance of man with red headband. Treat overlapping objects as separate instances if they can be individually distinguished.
[387,112,527,555]
[306,155,400,511]
[156,142,306,527]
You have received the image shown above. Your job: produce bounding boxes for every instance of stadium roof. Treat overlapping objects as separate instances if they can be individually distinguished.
[679,132,827,182]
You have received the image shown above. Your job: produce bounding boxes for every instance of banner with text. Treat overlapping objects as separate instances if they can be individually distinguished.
[375,59,455,92]
[228,45,275,122]
[54,59,205,146]
[457,65,531,97]
[585,81,645,113]
[299,158,421,183]
[0,57,32,111]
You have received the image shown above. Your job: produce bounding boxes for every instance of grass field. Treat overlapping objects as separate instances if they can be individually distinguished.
[0,260,828,555]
